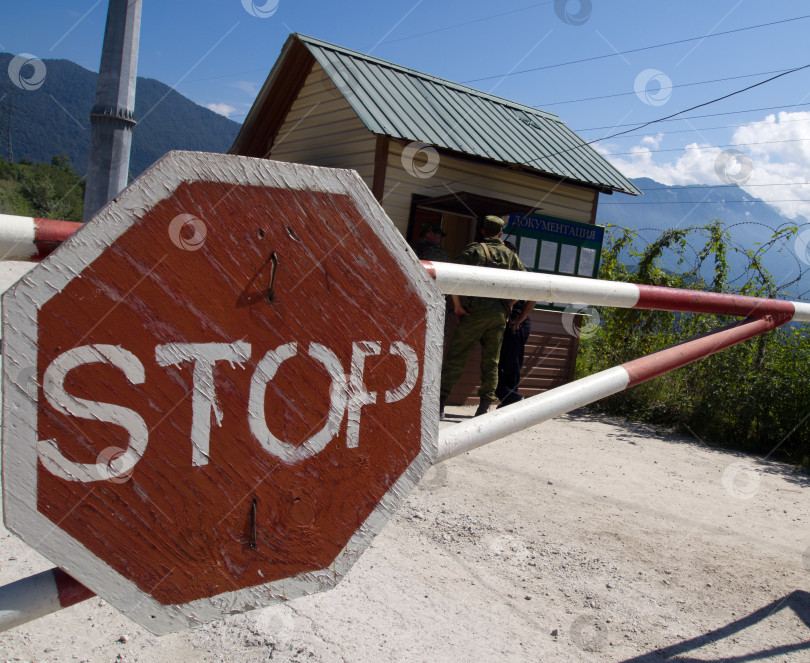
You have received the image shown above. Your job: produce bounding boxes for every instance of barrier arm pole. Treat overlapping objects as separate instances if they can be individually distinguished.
[437,312,792,463]
[423,261,805,462]
[6,222,810,323]
[0,568,94,631]
[0,214,82,261]
[422,261,810,322]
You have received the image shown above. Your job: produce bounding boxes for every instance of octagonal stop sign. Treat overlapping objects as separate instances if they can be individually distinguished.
[1,151,444,633]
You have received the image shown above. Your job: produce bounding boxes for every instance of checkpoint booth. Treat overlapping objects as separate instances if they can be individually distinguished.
[230,33,639,405]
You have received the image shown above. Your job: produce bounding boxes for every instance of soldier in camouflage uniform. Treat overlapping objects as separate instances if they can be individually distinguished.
[412,223,451,262]
[439,215,527,417]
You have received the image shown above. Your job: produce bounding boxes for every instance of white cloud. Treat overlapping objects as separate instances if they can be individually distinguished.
[641,132,664,149]
[231,80,259,97]
[602,112,810,219]
[730,111,810,220]
[598,141,722,185]
[206,103,238,118]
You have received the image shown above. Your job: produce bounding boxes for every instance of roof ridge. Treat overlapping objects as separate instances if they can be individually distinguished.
[294,33,561,122]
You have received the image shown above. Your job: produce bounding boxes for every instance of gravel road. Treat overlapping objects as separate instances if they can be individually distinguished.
[2,406,809,662]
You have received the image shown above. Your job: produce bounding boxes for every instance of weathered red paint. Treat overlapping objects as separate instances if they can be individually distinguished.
[53,568,95,608]
[36,182,427,605]
[32,218,82,260]
[623,314,791,388]
[634,284,796,318]
[421,260,436,278]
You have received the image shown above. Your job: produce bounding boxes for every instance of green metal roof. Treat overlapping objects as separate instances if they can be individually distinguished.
[297,34,640,196]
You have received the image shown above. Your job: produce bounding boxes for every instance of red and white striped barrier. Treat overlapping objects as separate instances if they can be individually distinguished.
[436,314,789,462]
[0,214,82,261]
[423,261,810,322]
[6,222,810,324]
[421,260,806,460]
[0,567,94,631]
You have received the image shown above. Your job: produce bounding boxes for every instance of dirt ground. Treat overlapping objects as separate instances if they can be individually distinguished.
[1,260,809,662]
[2,406,809,663]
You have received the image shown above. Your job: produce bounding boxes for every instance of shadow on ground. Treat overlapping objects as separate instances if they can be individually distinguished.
[621,590,810,662]
[564,410,810,488]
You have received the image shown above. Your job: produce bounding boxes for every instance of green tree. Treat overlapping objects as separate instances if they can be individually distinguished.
[0,154,85,221]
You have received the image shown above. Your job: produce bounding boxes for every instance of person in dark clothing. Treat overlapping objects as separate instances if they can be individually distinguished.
[411,223,450,262]
[496,240,534,407]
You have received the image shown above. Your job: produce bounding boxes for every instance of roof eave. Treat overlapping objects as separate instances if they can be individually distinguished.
[230,34,313,157]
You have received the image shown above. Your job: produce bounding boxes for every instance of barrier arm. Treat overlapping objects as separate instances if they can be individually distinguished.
[0,568,94,631]
[421,260,810,458]
[423,260,810,321]
[1,253,808,632]
[0,214,82,261]
[437,313,789,462]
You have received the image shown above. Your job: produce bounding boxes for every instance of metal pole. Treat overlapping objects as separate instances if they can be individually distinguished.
[422,261,810,322]
[4,228,810,325]
[83,0,142,221]
[0,568,94,631]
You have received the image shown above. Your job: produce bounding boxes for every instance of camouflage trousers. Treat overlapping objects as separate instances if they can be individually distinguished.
[440,308,507,401]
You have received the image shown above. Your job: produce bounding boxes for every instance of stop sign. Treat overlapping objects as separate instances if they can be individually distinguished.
[2,151,443,633]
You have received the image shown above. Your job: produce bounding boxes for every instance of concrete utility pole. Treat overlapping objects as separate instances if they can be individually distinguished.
[82,0,142,222]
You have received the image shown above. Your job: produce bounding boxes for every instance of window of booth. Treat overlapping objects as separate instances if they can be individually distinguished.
[503,213,604,310]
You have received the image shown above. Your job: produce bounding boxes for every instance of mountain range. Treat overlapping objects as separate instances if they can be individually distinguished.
[597,178,810,296]
[0,53,240,177]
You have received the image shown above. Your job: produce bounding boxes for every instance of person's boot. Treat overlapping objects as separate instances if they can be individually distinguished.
[439,395,448,419]
[474,398,492,417]
[497,394,523,409]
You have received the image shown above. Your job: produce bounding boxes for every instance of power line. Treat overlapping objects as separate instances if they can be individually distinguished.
[463,14,810,83]
[186,67,268,84]
[535,68,795,107]
[519,64,810,169]
[636,182,810,190]
[370,1,553,47]
[588,116,810,141]
[602,136,810,157]
[593,66,810,144]
[188,3,556,85]
[575,102,810,132]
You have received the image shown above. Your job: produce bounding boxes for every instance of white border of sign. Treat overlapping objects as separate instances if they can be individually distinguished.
[2,151,444,634]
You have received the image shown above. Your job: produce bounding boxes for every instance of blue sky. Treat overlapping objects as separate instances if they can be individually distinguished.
[2,1,810,218]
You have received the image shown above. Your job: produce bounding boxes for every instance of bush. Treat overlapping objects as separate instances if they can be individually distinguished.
[577,221,810,470]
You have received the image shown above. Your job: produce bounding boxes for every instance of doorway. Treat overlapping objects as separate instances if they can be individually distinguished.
[407,192,537,260]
